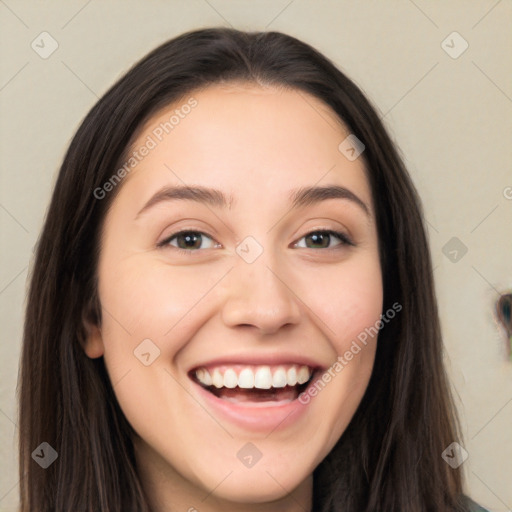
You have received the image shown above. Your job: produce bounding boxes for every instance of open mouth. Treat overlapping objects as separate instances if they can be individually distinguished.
[189,364,317,404]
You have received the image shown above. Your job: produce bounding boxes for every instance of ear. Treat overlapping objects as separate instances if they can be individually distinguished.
[81,298,105,359]
[83,320,104,358]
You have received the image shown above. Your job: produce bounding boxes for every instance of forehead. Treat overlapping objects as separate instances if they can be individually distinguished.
[115,83,372,213]
[132,81,347,147]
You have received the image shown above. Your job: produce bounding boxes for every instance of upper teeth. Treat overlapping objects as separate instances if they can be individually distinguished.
[195,365,312,390]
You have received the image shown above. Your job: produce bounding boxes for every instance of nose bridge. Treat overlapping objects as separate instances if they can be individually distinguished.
[220,244,301,333]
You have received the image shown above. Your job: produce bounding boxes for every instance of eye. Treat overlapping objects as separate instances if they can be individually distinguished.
[158,230,219,253]
[294,230,354,250]
[158,228,354,255]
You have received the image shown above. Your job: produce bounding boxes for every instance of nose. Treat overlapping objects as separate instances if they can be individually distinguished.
[220,253,302,335]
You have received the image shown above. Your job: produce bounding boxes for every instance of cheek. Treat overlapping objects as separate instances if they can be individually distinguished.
[295,254,383,350]
[99,256,217,341]
[96,254,239,394]
[289,255,382,451]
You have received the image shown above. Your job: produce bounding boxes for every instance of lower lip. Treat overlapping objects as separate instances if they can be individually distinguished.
[191,377,316,433]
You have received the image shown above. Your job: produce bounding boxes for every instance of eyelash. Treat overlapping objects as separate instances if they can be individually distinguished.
[157,229,355,255]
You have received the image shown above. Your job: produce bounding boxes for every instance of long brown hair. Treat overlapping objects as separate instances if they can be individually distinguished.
[19,27,468,511]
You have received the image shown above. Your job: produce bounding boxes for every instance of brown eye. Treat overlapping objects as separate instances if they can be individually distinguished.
[295,230,354,250]
[159,231,218,252]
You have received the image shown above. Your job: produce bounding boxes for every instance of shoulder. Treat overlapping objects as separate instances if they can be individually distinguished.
[463,494,490,512]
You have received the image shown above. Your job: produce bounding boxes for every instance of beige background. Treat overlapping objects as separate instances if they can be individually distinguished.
[1,1,511,510]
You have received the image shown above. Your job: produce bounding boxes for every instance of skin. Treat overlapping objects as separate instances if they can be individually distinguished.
[84,82,383,511]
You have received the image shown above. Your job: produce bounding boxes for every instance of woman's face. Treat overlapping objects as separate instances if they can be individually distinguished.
[84,83,383,508]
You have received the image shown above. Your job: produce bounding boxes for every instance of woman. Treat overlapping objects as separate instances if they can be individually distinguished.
[18,27,488,511]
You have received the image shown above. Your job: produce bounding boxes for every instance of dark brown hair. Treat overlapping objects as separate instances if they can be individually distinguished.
[19,27,469,511]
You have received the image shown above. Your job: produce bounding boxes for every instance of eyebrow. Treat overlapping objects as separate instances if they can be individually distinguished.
[135,184,370,219]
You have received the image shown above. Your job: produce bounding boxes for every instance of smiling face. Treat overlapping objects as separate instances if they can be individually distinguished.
[83,83,383,509]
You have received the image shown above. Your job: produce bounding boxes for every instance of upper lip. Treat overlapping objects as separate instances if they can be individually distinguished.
[188,353,327,373]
